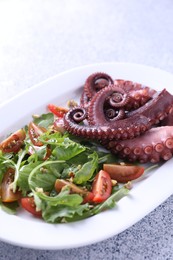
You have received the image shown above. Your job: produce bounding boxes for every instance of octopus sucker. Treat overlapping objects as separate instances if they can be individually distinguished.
[63,72,173,163]
[144,146,153,155]
[161,149,172,161]
[165,138,173,149]
[133,147,142,155]
[154,143,164,153]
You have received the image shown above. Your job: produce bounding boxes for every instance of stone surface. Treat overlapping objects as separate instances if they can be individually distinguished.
[1,0,173,259]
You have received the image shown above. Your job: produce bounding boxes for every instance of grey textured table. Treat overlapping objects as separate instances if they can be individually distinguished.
[1,0,173,259]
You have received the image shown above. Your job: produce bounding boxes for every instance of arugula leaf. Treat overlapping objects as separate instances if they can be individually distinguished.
[28,160,65,191]
[0,149,26,192]
[17,162,41,193]
[39,132,65,145]
[36,187,83,207]
[10,150,27,192]
[92,185,129,214]
[0,201,19,215]
[42,203,90,223]
[33,187,90,223]
[73,152,98,184]
[33,113,54,129]
[52,137,86,160]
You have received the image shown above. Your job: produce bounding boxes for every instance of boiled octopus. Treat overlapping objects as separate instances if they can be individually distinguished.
[63,72,173,163]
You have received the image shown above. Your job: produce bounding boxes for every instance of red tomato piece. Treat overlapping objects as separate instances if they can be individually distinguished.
[103,163,145,183]
[82,191,94,204]
[1,168,21,202]
[0,129,26,153]
[48,104,68,118]
[28,122,46,146]
[92,170,112,203]
[20,197,42,217]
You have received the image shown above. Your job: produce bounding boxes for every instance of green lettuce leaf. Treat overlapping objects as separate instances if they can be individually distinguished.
[73,152,98,184]
[17,162,41,193]
[42,204,90,223]
[34,187,90,223]
[52,137,86,160]
[28,160,65,191]
[33,113,54,128]
[0,201,19,215]
[92,185,130,214]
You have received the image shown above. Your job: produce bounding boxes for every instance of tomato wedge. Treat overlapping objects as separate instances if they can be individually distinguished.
[20,197,42,217]
[28,122,46,146]
[0,129,26,153]
[1,168,21,202]
[103,163,145,183]
[82,191,94,204]
[92,170,112,203]
[48,104,68,118]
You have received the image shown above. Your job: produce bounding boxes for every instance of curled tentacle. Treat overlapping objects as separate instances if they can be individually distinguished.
[66,107,87,123]
[105,108,125,121]
[87,85,130,126]
[107,88,130,108]
[84,72,114,99]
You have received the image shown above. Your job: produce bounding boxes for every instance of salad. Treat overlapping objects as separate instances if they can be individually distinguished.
[0,104,145,223]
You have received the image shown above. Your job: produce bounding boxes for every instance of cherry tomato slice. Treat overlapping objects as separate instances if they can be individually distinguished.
[28,122,46,146]
[92,170,112,203]
[103,163,145,183]
[20,197,42,217]
[0,129,26,153]
[82,191,94,204]
[1,168,21,202]
[48,104,68,118]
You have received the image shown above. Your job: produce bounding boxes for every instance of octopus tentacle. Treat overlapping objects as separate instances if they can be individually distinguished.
[80,91,90,108]
[84,72,114,99]
[105,108,125,121]
[114,79,157,110]
[64,106,151,141]
[104,126,173,163]
[126,89,173,124]
[66,107,87,123]
[87,85,130,125]
[64,72,173,163]
[160,106,173,126]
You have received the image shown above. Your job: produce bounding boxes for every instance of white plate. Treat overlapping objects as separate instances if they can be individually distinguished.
[1,62,173,250]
